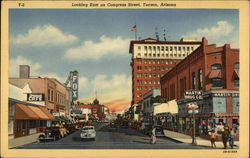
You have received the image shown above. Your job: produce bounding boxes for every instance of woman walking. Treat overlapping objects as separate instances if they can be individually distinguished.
[150,127,157,144]
[210,130,217,148]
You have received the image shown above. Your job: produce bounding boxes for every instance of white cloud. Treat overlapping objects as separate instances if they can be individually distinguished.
[64,35,130,60]
[183,21,238,47]
[78,74,132,103]
[9,56,42,77]
[11,24,78,46]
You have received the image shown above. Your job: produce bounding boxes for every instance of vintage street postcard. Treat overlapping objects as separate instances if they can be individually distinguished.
[1,0,249,158]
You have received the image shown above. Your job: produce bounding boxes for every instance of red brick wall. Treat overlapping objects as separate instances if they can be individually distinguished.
[161,38,239,101]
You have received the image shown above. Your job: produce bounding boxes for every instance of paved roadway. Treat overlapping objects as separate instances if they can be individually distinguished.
[15,124,209,149]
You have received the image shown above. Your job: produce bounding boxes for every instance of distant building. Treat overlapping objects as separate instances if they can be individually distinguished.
[9,65,71,116]
[129,38,201,105]
[75,98,107,120]
[160,38,239,132]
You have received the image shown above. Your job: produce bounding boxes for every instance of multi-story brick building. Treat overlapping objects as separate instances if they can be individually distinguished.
[129,38,202,106]
[160,37,239,133]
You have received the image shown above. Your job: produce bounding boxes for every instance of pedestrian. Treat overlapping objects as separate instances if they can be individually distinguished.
[210,129,217,148]
[229,128,236,149]
[150,127,157,144]
[222,125,230,149]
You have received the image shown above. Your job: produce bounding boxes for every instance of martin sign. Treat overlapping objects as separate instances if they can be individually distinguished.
[184,90,203,100]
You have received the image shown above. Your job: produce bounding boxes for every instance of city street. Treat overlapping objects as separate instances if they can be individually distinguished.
[15,124,209,149]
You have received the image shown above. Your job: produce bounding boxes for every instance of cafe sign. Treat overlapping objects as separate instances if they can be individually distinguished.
[27,93,45,101]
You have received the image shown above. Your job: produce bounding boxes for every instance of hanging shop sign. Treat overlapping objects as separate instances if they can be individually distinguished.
[184,90,203,100]
[186,102,199,114]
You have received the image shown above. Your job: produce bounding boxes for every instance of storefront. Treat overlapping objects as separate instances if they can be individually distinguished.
[177,91,239,138]
[9,98,55,138]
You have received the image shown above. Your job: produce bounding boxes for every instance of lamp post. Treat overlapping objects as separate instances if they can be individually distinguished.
[186,102,199,145]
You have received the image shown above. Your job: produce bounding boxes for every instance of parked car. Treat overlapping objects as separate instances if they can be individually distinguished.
[38,127,61,142]
[80,126,96,140]
[154,125,165,137]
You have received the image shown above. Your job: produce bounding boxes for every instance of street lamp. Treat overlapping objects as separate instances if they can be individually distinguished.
[186,102,199,145]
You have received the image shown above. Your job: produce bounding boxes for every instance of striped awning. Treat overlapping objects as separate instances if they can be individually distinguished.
[209,69,222,78]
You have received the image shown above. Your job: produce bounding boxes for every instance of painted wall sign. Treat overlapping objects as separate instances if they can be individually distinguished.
[27,93,45,101]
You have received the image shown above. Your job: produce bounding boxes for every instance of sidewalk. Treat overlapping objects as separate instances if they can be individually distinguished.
[163,129,239,149]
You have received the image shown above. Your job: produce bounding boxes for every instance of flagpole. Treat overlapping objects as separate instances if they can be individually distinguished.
[135,22,137,40]
[135,29,137,41]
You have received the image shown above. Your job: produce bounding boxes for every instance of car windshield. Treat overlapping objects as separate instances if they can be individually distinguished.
[82,127,94,130]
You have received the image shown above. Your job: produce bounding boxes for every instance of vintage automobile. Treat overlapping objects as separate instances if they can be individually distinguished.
[154,125,165,137]
[38,127,62,142]
[80,126,96,140]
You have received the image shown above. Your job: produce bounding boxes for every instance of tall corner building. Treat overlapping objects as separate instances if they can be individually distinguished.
[129,37,202,106]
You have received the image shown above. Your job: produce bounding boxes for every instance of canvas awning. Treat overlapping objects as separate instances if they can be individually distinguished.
[208,69,222,78]
[15,103,40,120]
[38,107,56,121]
[28,106,50,120]
[154,100,178,115]
[233,69,239,79]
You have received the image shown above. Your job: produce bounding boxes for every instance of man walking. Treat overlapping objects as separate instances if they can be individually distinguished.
[229,128,236,149]
[222,125,230,149]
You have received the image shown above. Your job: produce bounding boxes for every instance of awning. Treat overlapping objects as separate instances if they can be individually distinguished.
[15,103,40,120]
[28,106,50,120]
[208,69,222,78]
[55,116,68,121]
[233,69,239,79]
[39,107,56,121]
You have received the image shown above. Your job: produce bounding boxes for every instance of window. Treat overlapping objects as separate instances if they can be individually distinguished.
[144,53,147,57]
[157,54,160,57]
[198,69,203,90]
[187,47,190,51]
[166,53,168,57]
[153,61,155,64]
[138,53,141,56]
[138,46,141,50]
[48,88,54,102]
[211,64,222,70]
[145,73,148,78]
[166,61,168,64]
[137,60,142,64]
[170,47,173,51]
[170,61,172,64]
[144,46,147,50]
[183,47,186,51]
[192,72,196,89]
[29,120,37,128]
[174,47,177,51]
[178,47,181,51]
[212,78,222,88]
[183,54,186,57]
[234,63,239,69]
[137,66,142,70]
[157,46,160,51]
[161,46,164,51]
[166,47,168,51]
[191,47,194,51]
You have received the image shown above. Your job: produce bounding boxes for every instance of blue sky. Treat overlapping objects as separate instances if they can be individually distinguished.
[9,9,239,111]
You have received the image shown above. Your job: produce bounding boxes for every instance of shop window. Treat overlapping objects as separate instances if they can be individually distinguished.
[29,120,37,128]
[213,97,226,113]
[166,47,168,51]
[232,97,239,113]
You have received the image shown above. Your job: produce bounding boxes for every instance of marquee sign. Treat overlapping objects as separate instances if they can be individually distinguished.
[27,93,45,101]
[72,71,78,100]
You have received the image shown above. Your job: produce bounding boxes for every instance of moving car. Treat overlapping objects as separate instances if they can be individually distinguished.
[80,126,96,140]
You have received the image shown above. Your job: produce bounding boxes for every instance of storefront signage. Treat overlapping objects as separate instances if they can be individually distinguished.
[72,71,78,100]
[27,93,45,101]
[184,90,203,100]
[213,93,239,97]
